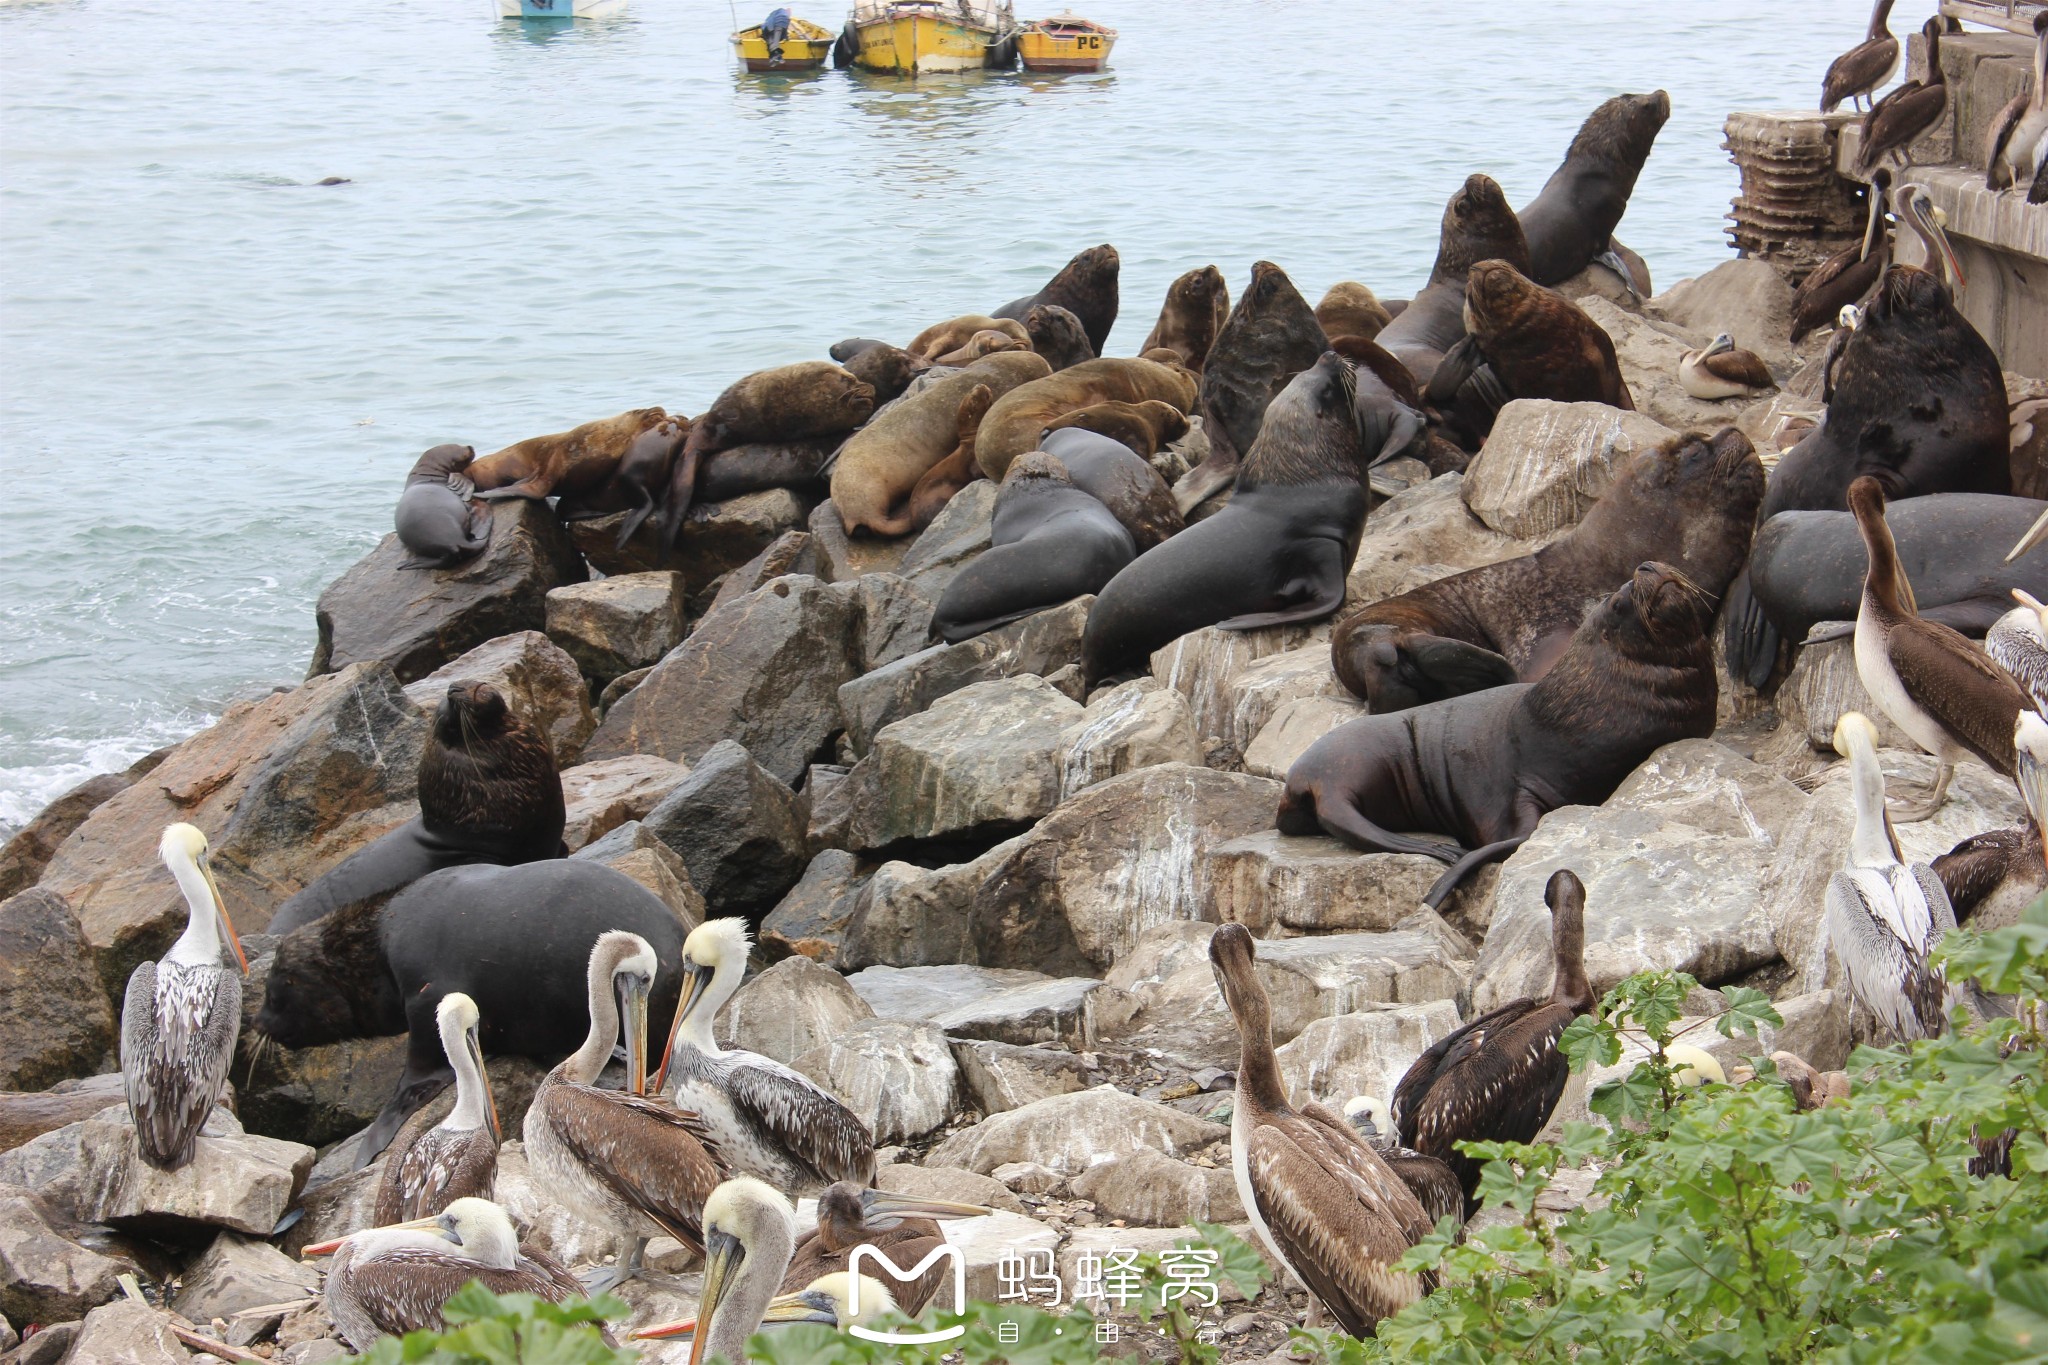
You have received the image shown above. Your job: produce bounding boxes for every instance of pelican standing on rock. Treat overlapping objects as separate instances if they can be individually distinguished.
[1988,589,2048,711]
[121,823,248,1171]
[523,931,728,1293]
[1210,924,1433,1338]
[632,1177,796,1365]
[652,918,876,1195]
[1790,169,1890,343]
[1678,334,1774,401]
[1856,17,1949,176]
[782,1181,989,1313]
[1986,12,2048,192]
[1823,0,1901,113]
[1392,869,1596,1217]
[1850,477,2029,820]
[373,992,500,1224]
[1825,711,1959,1041]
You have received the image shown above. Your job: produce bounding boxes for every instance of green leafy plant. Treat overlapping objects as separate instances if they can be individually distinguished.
[356,1284,633,1365]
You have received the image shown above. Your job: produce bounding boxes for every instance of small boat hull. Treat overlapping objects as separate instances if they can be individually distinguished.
[851,3,1013,74]
[1018,26,1112,71]
[732,18,835,71]
[498,0,624,16]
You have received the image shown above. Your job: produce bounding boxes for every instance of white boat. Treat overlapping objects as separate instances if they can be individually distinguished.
[497,0,625,18]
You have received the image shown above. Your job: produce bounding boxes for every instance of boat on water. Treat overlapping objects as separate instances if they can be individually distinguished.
[845,0,1019,75]
[496,0,624,17]
[732,11,836,71]
[1017,11,1114,71]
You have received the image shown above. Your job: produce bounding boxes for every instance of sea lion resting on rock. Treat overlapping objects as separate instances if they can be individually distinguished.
[1043,399,1189,459]
[908,315,1032,363]
[1283,561,1719,908]
[1332,428,1763,711]
[934,329,1033,367]
[253,859,684,1161]
[265,682,566,937]
[993,243,1120,356]
[1025,304,1095,371]
[1518,90,1671,289]
[554,417,691,547]
[900,383,1001,535]
[1375,174,1530,394]
[1316,282,1393,343]
[394,444,490,570]
[975,356,1198,482]
[840,340,926,405]
[932,452,1136,642]
[695,436,840,503]
[1039,427,1184,550]
[1083,350,1423,682]
[468,408,674,505]
[1174,261,1328,512]
[1141,265,1230,373]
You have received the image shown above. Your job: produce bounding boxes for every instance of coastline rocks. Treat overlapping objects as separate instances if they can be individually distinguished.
[0,891,116,1092]
[927,1085,1226,1177]
[845,964,1054,1022]
[573,825,706,929]
[170,1232,320,1323]
[874,1162,1026,1215]
[1773,637,1917,753]
[640,741,807,918]
[310,498,586,683]
[1461,401,1675,540]
[1241,695,1365,780]
[559,754,690,851]
[0,1185,135,1327]
[1648,258,1802,375]
[790,1020,959,1145]
[0,1079,128,1156]
[1207,833,1447,937]
[0,750,164,901]
[807,500,909,583]
[574,487,809,587]
[1150,625,1329,764]
[1069,1147,1242,1227]
[62,1299,188,1365]
[759,850,870,963]
[840,860,983,970]
[896,481,999,599]
[928,977,1102,1049]
[718,955,874,1066]
[706,531,821,616]
[1055,679,1201,800]
[1204,644,1349,767]
[843,574,936,674]
[1343,472,1552,607]
[952,1041,1093,1115]
[1274,1000,1465,1111]
[543,572,687,685]
[401,631,594,767]
[1578,296,1769,435]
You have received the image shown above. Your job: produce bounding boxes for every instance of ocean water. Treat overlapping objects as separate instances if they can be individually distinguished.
[0,0,1871,835]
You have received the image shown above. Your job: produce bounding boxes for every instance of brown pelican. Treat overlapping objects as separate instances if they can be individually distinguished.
[638,1272,901,1342]
[782,1181,989,1313]
[1825,711,1959,1041]
[1790,169,1891,343]
[523,930,727,1293]
[1850,477,2029,820]
[1889,181,1967,296]
[1986,12,2048,192]
[1677,334,1774,401]
[1856,18,1948,176]
[1338,1097,1464,1228]
[1988,590,2048,711]
[372,992,499,1224]
[307,1198,585,1351]
[1210,924,1432,1338]
[631,1177,795,1365]
[1821,304,1863,403]
[652,918,875,1195]
[121,823,248,1171]
[1823,0,1901,113]
[1393,869,1595,1218]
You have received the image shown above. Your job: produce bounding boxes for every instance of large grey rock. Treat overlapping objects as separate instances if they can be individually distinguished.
[759,850,870,964]
[572,828,706,930]
[558,754,690,852]
[1204,645,1350,768]
[929,977,1103,1049]
[1461,401,1675,540]
[1068,1147,1242,1226]
[1274,1000,1465,1111]
[846,964,1054,1022]
[926,1085,1226,1177]
[706,532,820,616]
[0,1078,128,1157]
[951,1041,1093,1115]
[807,499,908,584]
[843,574,936,674]
[402,630,595,767]
[1343,473,1553,609]
[641,741,807,918]
[63,1299,189,1365]
[1208,833,1445,937]
[839,860,983,970]
[718,956,874,1066]
[791,1020,959,1144]
[544,572,687,684]
[1055,679,1201,799]
[897,480,998,597]
[1150,625,1329,761]
[1649,258,1803,375]
[310,498,586,683]
[0,1184,132,1326]
[573,487,809,589]
[0,750,162,901]
[170,1232,320,1323]
[948,1209,1062,1306]
[0,891,115,1092]
[1579,297,1772,436]
[1241,695,1367,780]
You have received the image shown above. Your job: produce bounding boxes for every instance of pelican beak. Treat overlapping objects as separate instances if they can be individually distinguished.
[857,1189,993,1228]
[631,1317,696,1341]
[300,1236,346,1256]
[301,1213,449,1259]
[618,972,651,1097]
[653,961,714,1092]
[2016,715,2048,866]
[758,1287,845,1325]
[468,1025,501,1142]
[685,1228,744,1365]
[200,854,248,975]
[2009,507,2048,563]
[1921,201,1967,294]
[1707,334,1733,356]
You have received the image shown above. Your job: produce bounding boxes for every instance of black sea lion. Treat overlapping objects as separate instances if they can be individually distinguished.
[393,444,489,570]
[696,435,839,503]
[1024,304,1095,371]
[1283,562,1719,908]
[829,338,892,362]
[1039,426,1185,550]
[1332,428,1763,711]
[840,340,926,405]
[1375,175,1530,394]
[1141,265,1230,374]
[469,408,673,504]
[993,244,1120,357]
[555,417,691,548]
[975,356,1198,482]
[253,859,685,1160]
[1083,350,1423,683]
[932,453,1136,643]
[263,682,565,937]
[1518,91,1671,288]
[1042,399,1189,459]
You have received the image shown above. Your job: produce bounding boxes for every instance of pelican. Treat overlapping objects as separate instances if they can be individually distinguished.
[631,1177,795,1365]
[1821,304,1862,403]
[1641,1043,1726,1086]
[1889,182,1967,296]
[121,823,248,1171]
[523,931,727,1293]
[1393,869,1595,1218]
[1850,477,2028,820]
[1338,1097,1463,1228]
[372,992,500,1224]
[1790,169,1890,343]
[1210,923,1432,1338]
[652,919,875,1195]
[1822,0,1900,114]
[782,1181,989,1314]
[1824,711,1959,1041]
[635,1274,901,1343]
[1677,334,1774,401]
[1986,12,2048,192]
[1988,590,2048,711]
[1855,18,1948,176]
[307,1198,584,1351]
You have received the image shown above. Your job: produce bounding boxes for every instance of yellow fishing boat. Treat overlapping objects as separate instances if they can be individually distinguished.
[1017,11,1114,71]
[730,12,836,71]
[847,0,1019,75]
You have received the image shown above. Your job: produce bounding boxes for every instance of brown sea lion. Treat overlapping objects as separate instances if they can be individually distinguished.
[662,362,875,550]
[933,329,1032,367]
[394,445,489,570]
[468,408,672,503]
[1375,175,1530,393]
[841,341,926,406]
[1039,426,1185,550]
[902,384,999,532]
[975,356,1198,482]
[831,351,1051,537]
[1282,562,1719,909]
[1042,399,1189,459]
[553,417,691,548]
[993,244,1120,357]
[1315,282,1394,343]
[1141,265,1230,373]
[1332,428,1763,711]
[1024,304,1095,371]
[1519,91,1671,289]
[908,315,1031,362]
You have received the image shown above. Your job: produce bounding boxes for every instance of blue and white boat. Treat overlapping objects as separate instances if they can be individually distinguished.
[497,0,626,18]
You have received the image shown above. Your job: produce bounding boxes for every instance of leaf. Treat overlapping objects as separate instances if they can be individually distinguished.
[1190,1219,1273,1298]
[1711,986,1782,1038]
[1560,1014,1622,1071]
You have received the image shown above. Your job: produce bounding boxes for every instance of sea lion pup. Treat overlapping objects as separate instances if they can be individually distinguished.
[553,417,690,548]
[831,351,1050,537]
[1173,260,1328,513]
[1517,90,1671,289]
[1082,351,1422,683]
[1282,562,1720,909]
[1024,304,1095,371]
[662,361,876,550]
[696,435,839,503]
[263,682,566,936]
[907,315,1031,363]
[1141,265,1230,373]
[394,444,490,569]
[1315,282,1394,343]
[839,340,925,405]
[1724,265,2010,686]
[1038,427,1184,550]
[931,453,1136,643]
[974,355,1198,482]
[1042,398,1189,459]
[467,408,673,504]
[1375,175,1531,393]
[933,328,1032,367]
[901,383,999,532]
[1332,428,1763,711]
[1327,335,1468,478]
[992,243,1120,356]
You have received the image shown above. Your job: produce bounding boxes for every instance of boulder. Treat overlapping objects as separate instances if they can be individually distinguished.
[706,532,821,617]
[790,1020,960,1144]
[401,631,595,767]
[1241,695,1366,780]
[759,850,871,963]
[0,750,164,901]
[928,978,1103,1049]
[1774,636,1919,752]
[1461,401,1675,540]
[559,755,689,852]
[279,1162,378,1260]
[62,1299,189,1365]
[874,1162,1026,1215]
[170,1232,319,1323]
[1150,625,1330,762]
[1648,258,1803,375]
[573,830,706,930]
[842,574,936,673]
[1201,645,1350,767]
[1055,679,1202,800]
[951,1040,1093,1115]
[1273,1000,1465,1110]
[310,499,586,683]
[543,572,687,685]
[1578,297,1771,436]
[1207,833,1446,937]
[718,956,875,1066]
[807,500,909,584]
[1343,473,1553,608]
[992,1161,1063,1195]
[596,665,652,719]
[639,742,807,918]
[839,860,984,971]
[1,1077,127,1156]
[1068,1147,1242,1226]
[583,576,860,787]
[926,1085,1227,1177]
[947,1209,1063,1306]
[237,1031,408,1150]
[897,480,999,598]
[803,764,856,851]
[0,891,115,1092]
[572,488,809,589]
[845,964,1056,1022]
[0,1184,133,1326]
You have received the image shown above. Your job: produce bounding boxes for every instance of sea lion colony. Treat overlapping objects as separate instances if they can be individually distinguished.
[8,57,2048,1359]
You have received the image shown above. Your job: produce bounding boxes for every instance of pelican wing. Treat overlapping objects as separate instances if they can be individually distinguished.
[1986,91,2030,188]
[1860,81,1946,171]
[1932,828,2032,923]
[1702,348,1774,389]
[377,1124,499,1224]
[1826,868,1950,1040]
[345,1247,574,1337]
[1985,615,2048,713]
[720,1054,877,1188]
[122,961,240,1169]
[1298,1102,1443,1239]
[1823,35,1899,110]
[546,1084,727,1252]
[1885,616,2029,773]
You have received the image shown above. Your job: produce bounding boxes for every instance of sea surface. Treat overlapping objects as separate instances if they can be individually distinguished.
[1,0,1872,835]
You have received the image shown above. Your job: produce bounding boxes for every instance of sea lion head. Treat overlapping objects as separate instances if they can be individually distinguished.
[1868,263,1954,327]
[1004,450,1073,487]
[1065,243,1120,279]
[841,342,925,405]
[435,681,513,749]
[1595,429,1764,593]
[1603,561,1716,657]
[1240,350,1371,488]
[1461,259,1543,337]
[420,683,564,846]
[1023,304,1092,364]
[410,444,476,481]
[1175,265,1226,310]
[827,366,878,424]
[1240,260,1296,318]
[1437,175,1529,278]
[253,900,396,1050]
[1571,90,1671,184]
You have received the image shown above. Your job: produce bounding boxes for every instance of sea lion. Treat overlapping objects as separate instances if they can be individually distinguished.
[263,682,565,937]
[253,858,686,1159]
[1315,282,1393,343]
[933,329,1032,367]
[907,316,1031,362]
[1042,399,1189,459]
[696,436,840,503]
[840,340,925,405]
[975,356,1198,482]
[393,444,490,570]
[1083,351,1423,683]
[554,417,690,548]
[1173,261,1328,513]
[1141,265,1230,373]
[663,362,876,550]
[1327,336,1470,478]
[931,453,1136,643]
[1375,175,1530,393]
[1024,304,1095,371]
[467,408,673,503]
[831,351,1051,537]
[1282,561,1719,908]
[1332,428,1763,711]
[1518,91,1671,288]
[901,383,999,533]
[829,338,892,362]
[993,243,1120,356]
[1039,426,1185,550]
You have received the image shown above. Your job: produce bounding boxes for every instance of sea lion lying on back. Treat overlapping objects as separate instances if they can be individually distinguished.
[394,444,489,570]
[1141,265,1230,373]
[909,315,1031,363]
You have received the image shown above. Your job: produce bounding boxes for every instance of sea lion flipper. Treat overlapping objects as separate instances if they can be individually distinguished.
[1423,836,1531,909]
[446,473,476,500]
[1405,636,1520,694]
[615,494,656,549]
[1217,541,1347,629]
[1311,794,1463,863]
[1593,248,1643,301]
[1802,620,1856,646]
[474,480,546,501]
[1425,336,1484,409]
[1370,406,1426,468]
